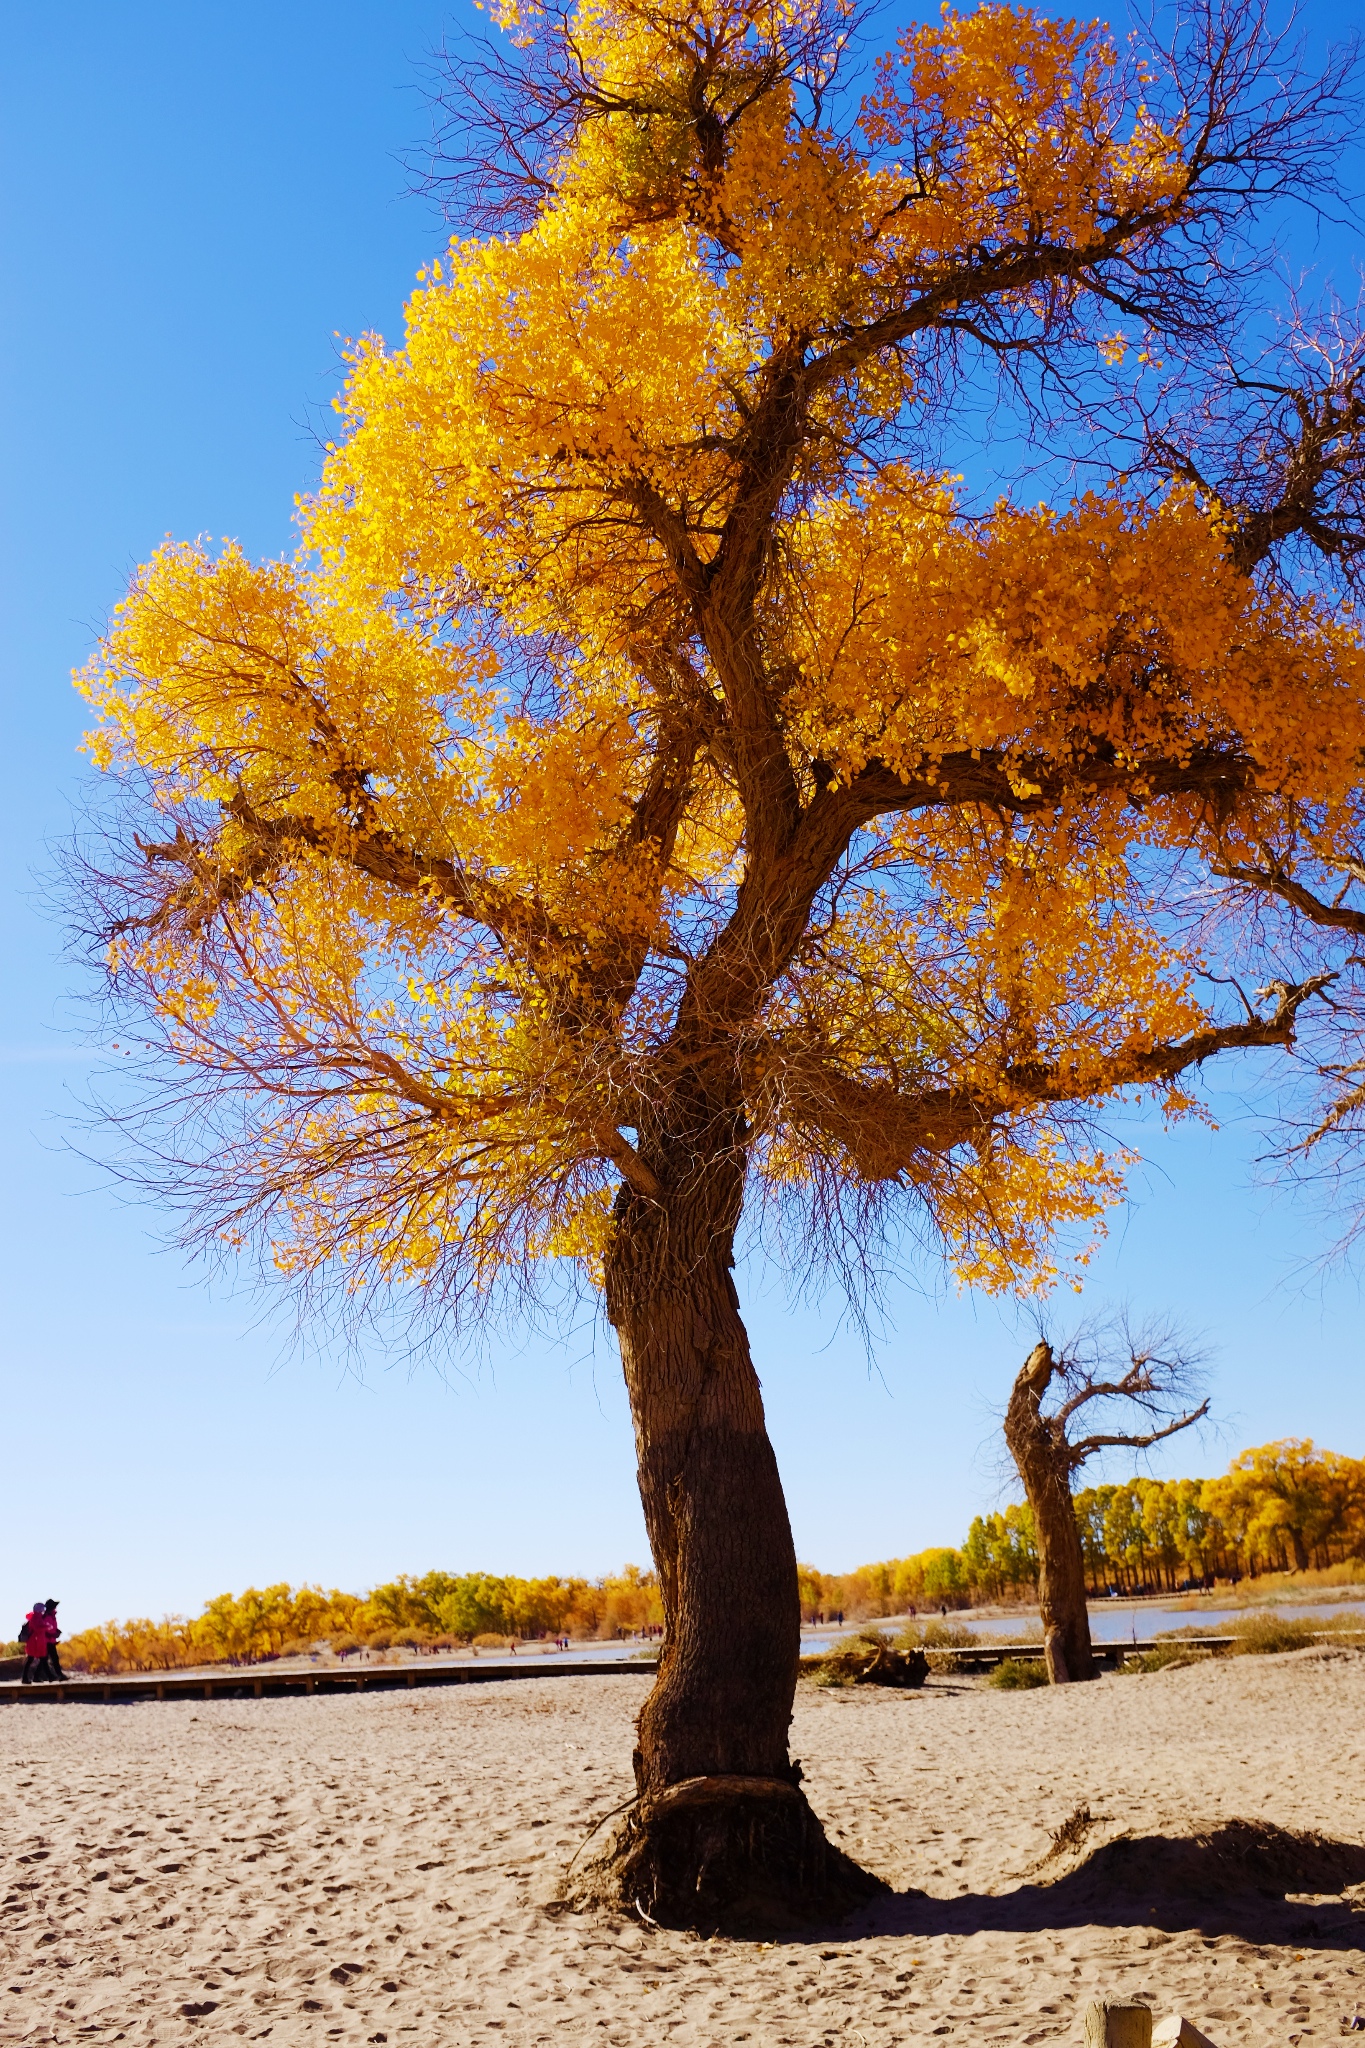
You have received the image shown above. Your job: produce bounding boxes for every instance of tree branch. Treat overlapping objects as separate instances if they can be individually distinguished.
[1215,858,1365,936]
[771,976,1330,1184]
[1066,1400,1211,1468]
[596,1125,666,1202]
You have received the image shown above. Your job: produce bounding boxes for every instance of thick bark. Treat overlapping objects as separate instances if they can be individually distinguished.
[583,1122,878,1926]
[1003,1345,1096,1684]
[613,1171,798,1798]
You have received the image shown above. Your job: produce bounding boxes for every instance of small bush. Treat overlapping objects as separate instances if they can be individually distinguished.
[472,1632,508,1650]
[365,1630,393,1652]
[988,1656,1050,1690]
[1230,1613,1318,1656]
[329,1634,363,1657]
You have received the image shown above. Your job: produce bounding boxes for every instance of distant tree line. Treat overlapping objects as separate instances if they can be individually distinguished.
[798,1440,1365,1618]
[61,1565,663,1675]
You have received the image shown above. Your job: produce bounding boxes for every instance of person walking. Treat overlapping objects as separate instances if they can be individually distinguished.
[38,1601,63,1681]
[19,1599,48,1684]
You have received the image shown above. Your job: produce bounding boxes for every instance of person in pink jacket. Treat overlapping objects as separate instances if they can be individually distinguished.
[20,1601,48,1684]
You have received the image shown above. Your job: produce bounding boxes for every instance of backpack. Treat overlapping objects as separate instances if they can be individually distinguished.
[17,1618,29,1644]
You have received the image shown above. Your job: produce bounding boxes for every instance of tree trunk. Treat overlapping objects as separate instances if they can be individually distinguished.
[1003,1345,1095,1683]
[577,1130,878,1928]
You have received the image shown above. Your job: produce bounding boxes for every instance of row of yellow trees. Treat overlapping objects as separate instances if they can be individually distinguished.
[799,1441,1365,1617]
[62,1566,663,1674]
[58,1440,1362,1670]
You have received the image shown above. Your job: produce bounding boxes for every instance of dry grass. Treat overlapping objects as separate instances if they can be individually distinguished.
[1119,1642,1214,1675]
[1046,1802,1098,1858]
[895,1618,1048,1673]
[894,1618,978,1672]
[898,1619,980,1648]
[1229,1613,1321,1655]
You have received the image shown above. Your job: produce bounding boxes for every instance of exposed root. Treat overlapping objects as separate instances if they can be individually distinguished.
[561,1775,884,1932]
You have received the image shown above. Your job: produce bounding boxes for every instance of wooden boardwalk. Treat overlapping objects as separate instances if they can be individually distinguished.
[918,1630,1358,1671]
[918,1636,1237,1673]
[0,1657,658,1705]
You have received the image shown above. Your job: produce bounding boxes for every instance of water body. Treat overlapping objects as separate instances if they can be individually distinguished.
[1078,1597,1365,1642]
[416,1639,659,1670]
[800,1595,1365,1653]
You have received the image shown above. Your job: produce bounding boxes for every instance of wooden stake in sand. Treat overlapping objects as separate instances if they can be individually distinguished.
[1084,2001,1153,2048]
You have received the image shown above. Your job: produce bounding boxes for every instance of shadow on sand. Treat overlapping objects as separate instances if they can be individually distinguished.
[831,1821,1365,1950]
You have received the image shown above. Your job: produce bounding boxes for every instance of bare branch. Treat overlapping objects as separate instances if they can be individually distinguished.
[1068,1400,1211,1466]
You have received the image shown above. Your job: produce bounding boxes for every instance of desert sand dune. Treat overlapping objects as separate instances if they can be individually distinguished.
[1,1644,1362,2045]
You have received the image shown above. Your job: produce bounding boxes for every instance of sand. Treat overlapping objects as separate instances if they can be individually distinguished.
[2,1645,1363,2046]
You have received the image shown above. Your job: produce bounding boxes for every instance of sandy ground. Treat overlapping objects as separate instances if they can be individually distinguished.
[2,1646,1363,2047]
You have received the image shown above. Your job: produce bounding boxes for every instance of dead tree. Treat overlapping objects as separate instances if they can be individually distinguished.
[1003,1320,1209,1683]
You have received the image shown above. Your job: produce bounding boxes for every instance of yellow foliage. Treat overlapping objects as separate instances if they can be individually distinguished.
[61,1569,663,1675]
[75,1,1365,1316]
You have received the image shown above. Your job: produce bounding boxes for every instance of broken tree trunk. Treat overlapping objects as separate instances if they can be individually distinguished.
[1004,1342,1096,1683]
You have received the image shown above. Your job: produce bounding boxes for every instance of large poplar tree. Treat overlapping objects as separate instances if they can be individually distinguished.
[76,0,1365,1922]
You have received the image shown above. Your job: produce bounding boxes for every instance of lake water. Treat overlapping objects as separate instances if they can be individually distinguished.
[799,1595,1365,1653]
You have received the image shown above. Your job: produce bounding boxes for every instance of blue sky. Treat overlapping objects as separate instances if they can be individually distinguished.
[2,1,1363,1634]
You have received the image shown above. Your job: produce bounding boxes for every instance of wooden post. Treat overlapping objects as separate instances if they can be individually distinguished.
[1085,2003,1153,2048]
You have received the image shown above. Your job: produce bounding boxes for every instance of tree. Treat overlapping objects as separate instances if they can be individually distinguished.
[1003,1320,1208,1681]
[73,0,1365,1922]
[961,1506,1038,1601]
[1204,1438,1365,1573]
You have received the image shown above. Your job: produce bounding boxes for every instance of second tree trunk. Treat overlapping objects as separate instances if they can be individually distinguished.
[1004,1343,1095,1683]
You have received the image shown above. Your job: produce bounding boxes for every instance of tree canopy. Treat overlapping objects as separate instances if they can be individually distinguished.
[78,0,1365,1319]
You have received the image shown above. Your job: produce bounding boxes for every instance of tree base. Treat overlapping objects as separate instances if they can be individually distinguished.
[562,1775,884,1932]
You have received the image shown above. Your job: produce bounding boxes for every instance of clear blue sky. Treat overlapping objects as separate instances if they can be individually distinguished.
[2,1,1363,1635]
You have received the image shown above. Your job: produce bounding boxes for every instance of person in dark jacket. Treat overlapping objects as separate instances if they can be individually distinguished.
[39,1601,63,1681]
